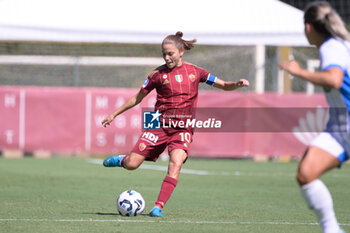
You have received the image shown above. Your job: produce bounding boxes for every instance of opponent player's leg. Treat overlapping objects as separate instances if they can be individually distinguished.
[150,148,188,217]
[297,144,344,233]
[103,152,145,170]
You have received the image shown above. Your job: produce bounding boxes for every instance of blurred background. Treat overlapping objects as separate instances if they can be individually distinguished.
[1,0,349,159]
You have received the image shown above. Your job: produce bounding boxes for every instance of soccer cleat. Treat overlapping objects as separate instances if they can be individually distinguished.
[149,206,163,217]
[103,155,125,167]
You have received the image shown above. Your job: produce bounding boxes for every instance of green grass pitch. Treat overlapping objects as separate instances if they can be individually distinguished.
[0,157,349,233]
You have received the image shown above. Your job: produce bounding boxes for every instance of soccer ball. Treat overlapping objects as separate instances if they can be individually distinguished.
[116,190,145,216]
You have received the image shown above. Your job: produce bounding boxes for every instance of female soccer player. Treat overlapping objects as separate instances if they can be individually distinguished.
[279,2,349,233]
[102,31,249,217]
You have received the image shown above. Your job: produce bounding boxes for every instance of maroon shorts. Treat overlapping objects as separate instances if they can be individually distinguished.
[131,127,193,162]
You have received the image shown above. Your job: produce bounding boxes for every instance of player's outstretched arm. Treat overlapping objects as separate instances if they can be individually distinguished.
[102,90,148,128]
[278,60,343,89]
[213,78,250,91]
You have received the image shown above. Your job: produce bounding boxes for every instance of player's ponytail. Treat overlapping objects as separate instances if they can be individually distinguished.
[324,11,350,42]
[163,31,197,51]
[304,1,350,42]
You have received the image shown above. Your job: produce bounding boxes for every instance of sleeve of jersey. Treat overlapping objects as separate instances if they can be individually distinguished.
[140,74,156,94]
[321,42,348,72]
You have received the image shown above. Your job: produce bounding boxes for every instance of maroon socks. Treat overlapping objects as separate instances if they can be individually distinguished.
[155,176,178,208]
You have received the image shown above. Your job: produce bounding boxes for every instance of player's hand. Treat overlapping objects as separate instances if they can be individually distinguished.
[278,60,304,77]
[101,115,115,128]
[236,79,250,87]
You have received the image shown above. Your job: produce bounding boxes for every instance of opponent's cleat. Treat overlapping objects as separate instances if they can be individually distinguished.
[103,155,125,167]
[149,206,163,217]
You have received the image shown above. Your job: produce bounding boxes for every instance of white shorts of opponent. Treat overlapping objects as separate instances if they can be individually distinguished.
[310,132,349,164]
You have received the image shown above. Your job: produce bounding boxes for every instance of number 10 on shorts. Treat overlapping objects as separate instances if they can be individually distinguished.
[179,132,191,143]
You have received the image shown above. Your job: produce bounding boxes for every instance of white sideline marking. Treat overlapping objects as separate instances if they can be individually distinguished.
[88,159,349,177]
[88,159,292,177]
[1,218,349,226]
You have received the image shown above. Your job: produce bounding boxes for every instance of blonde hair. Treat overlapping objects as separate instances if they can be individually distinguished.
[304,1,350,42]
[162,31,197,51]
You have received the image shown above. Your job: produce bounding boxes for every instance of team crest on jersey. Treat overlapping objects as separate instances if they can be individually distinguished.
[139,142,146,151]
[175,75,183,83]
[189,74,196,82]
[162,74,168,79]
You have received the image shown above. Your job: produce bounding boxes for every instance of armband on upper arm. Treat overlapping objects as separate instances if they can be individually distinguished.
[205,74,217,86]
[142,78,149,88]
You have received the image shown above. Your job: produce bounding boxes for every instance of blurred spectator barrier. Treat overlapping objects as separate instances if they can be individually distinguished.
[0,86,329,158]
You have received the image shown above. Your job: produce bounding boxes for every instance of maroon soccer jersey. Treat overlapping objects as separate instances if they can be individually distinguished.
[140,62,215,124]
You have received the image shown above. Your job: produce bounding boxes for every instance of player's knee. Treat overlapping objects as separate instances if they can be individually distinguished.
[171,160,183,170]
[122,153,144,170]
[123,160,141,170]
[296,172,306,186]
[124,163,139,170]
[296,166,313,185]
[167,161,182,177]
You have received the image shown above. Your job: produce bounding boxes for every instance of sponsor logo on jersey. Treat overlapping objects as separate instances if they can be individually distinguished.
[139,142,146,151]
[175,75,183,83]
[163,79,169,85]
[141,132,159,143]
[189,74,196,82]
